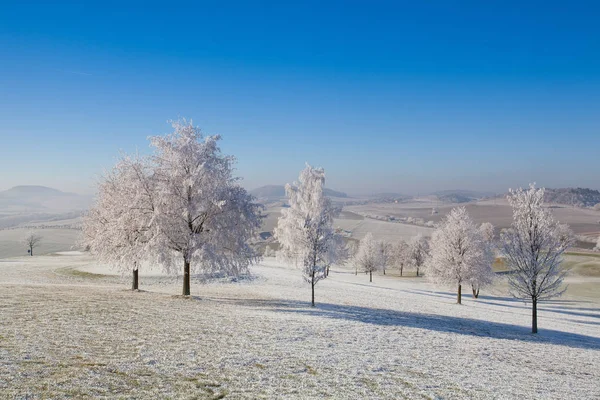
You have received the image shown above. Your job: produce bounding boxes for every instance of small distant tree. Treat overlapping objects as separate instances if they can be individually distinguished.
[501,184,574,333]
[355,233,380,282]
[407,234,429,277]
[393,240,409,276]
[378,241,392,275]
[275,164,343,306]
[346,240,359,275]
[23,232,42,256]
[82,155,156,291]
[427,208,494,304]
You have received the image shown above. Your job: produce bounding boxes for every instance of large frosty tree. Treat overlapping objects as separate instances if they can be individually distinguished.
[150,121,263,296]
[407,234,429,277]
[355,233,380,282]
[501,184,573,333]
[275,164,342,306]
[82,155,156,290]
[427,207,494,304]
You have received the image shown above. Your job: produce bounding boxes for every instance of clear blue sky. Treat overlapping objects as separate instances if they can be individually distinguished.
[1,1,599,195]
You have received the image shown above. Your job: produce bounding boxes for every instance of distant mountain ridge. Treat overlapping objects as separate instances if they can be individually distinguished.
[0,185,92,212]
[250,185,348,200]
[542,188,600,208]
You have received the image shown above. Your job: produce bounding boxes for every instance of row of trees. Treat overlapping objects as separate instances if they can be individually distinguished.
[82,121,264,295]
[351,233,429,282]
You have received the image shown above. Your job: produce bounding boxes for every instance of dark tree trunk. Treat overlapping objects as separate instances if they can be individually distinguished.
[472,286,479,298]
[416,267,419,277]
[532,298,538,334]
[383,268,385,275]
[183,259,191,296]
[369,270,372,282]
[311,271,315,307]
[457,284,462,304]
[132,267,139,291]
[30,246,33,256]
[400,266,403,277]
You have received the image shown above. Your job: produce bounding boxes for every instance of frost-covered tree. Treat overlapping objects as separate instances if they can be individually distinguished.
[82,155,156,290]
[22,232,42,256]
[379,241,393,275]
[479,222,495,244]
[501,184,573,333]
[470,222,497,298]
[275,164,342,306]
[355,233,380,282]
[345,240,359,275]
[427,208,494,304]
[150,120,263,296]
[407,234,429,277]
[393,240,409,276]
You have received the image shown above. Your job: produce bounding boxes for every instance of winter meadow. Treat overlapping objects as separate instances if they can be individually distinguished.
[1,121,599,399]
[2,3,600,399]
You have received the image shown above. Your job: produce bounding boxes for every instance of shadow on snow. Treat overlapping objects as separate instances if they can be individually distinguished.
[208,297,600,351]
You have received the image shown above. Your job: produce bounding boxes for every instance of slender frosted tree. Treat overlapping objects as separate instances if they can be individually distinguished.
[427,207,494,304]
[393,240,409,277]
[275,164,342,306]
[82,155,156,290]
[501,184,573,333]
[470,222,497,298]
[150,120,263,296]
[355,233,380,282]
[22,232,42,256]
[378,241,392,275]
[407,234,429,277]
[346,240,359,275]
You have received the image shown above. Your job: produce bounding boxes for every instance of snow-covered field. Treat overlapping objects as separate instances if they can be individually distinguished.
[1,253,599,399]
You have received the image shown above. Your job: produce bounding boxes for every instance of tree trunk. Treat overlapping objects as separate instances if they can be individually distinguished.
[457,284,462,304]
[532,298,538,334]
[400,266,403,277]
[311,271,315,307]
[416,267,419,277]
[383,268,385,275]
[30,246,33,256]
[369,270,372,282]
[132,267,139,291]
[472,285,479,298]
[183,259,191,296]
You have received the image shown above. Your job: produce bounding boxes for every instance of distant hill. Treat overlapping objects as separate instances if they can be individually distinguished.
[250,185,348,200]
[542,188,600,208]
[431,190,496,204]
[0,185,92,212]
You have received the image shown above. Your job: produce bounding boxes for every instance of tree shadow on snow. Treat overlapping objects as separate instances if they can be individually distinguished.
[210,297,600,351]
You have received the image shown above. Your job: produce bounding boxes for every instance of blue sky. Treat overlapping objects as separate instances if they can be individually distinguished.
[1,1,599,195]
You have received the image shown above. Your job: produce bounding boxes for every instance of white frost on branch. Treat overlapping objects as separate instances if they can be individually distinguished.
[149,120,264,279]
[274,164,342,305]
[500,184,574,332]
[426,207,494,302]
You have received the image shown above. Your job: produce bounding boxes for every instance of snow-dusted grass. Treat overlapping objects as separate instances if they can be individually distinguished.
[1,254,599,399]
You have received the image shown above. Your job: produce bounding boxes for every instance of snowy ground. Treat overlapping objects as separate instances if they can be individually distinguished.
[1,253,599,399]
